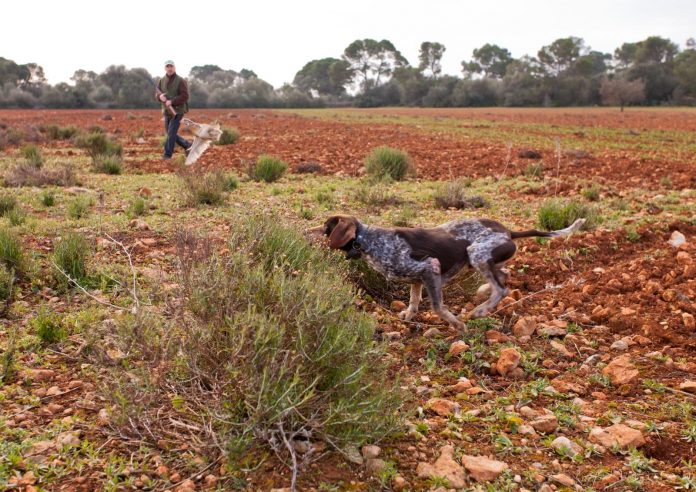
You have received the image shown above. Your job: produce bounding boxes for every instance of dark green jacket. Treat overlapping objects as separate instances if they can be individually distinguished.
[157,73,189,115]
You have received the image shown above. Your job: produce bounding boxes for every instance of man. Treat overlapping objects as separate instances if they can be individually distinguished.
[156,60,191,160]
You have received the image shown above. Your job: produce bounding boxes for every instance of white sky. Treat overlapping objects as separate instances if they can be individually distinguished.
[3,0,694,87]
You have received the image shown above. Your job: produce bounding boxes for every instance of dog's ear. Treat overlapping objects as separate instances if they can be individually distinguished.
[326,216,357,249]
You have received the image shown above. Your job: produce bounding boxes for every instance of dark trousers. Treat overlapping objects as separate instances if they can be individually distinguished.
[163,113,191,158]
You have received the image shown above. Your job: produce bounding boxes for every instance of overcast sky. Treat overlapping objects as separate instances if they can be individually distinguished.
[3,0,694,87]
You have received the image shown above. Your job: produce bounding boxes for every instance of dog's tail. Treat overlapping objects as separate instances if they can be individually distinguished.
[510,218,586,239]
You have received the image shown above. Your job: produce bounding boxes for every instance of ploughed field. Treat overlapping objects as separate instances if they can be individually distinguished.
[0,107,694,491]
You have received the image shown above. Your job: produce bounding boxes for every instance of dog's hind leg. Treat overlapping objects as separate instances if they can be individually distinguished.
[422,259,465,330]
[399,282,422,321]
[467,241,515,318]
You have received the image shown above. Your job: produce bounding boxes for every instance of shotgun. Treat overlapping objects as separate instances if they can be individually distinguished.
[147,77,177,116]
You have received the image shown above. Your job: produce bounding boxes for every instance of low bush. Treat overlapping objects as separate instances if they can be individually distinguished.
[127,197,146,218]
[364,146,414,181]
[42,124,79,140]
[217,127,240,145]
[523,162,544,178]
[53,232,89,288]
[20,144,43,168]
[0,228,25,276]
[67,195,92,219]
[32,309,66,344]
[353,180,402,208]
[3,163,76,187]
[581,185,601,201]
[180,170,234,206]
[249,154,288,183]
[0,194,17,216]
[0,267,15,315]
[537,199,599,230]
[40,190,56,207]
[6,208,26,226]
[433,179,488,209]
[75,132,122,160]
[92,154,123,175]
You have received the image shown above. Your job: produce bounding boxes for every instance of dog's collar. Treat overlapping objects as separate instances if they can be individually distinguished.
[354,231,366,252]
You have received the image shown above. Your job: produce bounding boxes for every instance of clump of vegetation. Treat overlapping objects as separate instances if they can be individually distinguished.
[354,180,402,208]
[101,218,401,476]
[217,127,240,145]
[392,204,417,227]
[20,144,43,168]
[537,199,599,230]
[523,162,544,178]
[32,309,67,344]
[295,161,323,174]
[0,266,16,315]
[364,146,414,181]
[433,179,487,209]
[4,162,76,188]
[42,124,78,140]
[581,184,601,201]
[67,195,92,219]
[53,233,89,288]
[0,228,25,276]
[6,208,26,226]
[92,154,123,175]
[75,131,122,160]
[39,190,56,207]
[181,170,236,206]
[249,154,288,183]
[127,197,147,218]
[0,194,17,216]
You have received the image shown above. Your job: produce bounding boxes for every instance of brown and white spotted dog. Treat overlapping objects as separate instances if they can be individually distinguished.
[307,215,585,330]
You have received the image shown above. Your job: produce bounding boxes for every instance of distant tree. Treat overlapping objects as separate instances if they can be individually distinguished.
[634,36,678,64]
[97,65,129,99]
[293,58,351,96]
[538,37,586,75]
[116,68,157,108]
[674,49,696,101]
[599,76,646,111]
[462,43,513,79]
[189,65,224,82]
[343,39,408,92]
[687,37,696,50]
[452,78,502,106]
[614,42,639,69]
[501,56,544,106]
[418,42,446,77]
[391,67,429,105]
[569,51,611,77]
[0,57,45,88]
[239,69,257,80]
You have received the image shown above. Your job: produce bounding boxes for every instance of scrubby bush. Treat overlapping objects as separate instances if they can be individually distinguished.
[581,185,601,201]
[75,132,122,160]
[0,228,25,275]
[0,194,17,216]
[433,179,487,209]
[217,127,240,145]
[537,199,599,230]
[67,196,92,219]
[40,190,56,207]
[523,162,544,179]
[181,170,234,206]
[127,197,147,218]
[0,267,15,314]
[53,233,89,287]
[42,124,78,140]
[6,208,26,226]
[353,180,402,208]
[364,146,413,181]
[92,154,123,174]
[250,155,287,182]
[32,309,66,344]
[20,144,43,168]
[4,163,76,187]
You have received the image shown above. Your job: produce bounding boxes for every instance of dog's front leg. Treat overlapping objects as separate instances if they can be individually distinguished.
[398,282,422,321]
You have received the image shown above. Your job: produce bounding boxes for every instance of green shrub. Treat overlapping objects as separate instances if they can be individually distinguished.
[181,170,232,206]
[171,218,400,456]
[581,185,600,201]
[6,208,26,226]
[53,233,89,287]
[67,196,92,219]
[92,154,123,174]
[392,204,417,227]
[40,190,56,207]
[523,162,544,179]
[43,124,79,140]
[0,228,25,276]
[433,180,487,209]
[222,174,239,192]
[20,144,43,168]
[75,132,122,160]
[354,180,402,208]
[0,194,17,216]
[217,127,240,145]
[127,197,146,218]
[537,199,599,230]
[32,309,66,344]
[364,146,413,181]
[250,155,288,183]
[0,267,15,309]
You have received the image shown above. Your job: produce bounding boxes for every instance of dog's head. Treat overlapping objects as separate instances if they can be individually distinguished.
[305,215,361,258]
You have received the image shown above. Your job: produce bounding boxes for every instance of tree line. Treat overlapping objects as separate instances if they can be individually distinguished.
[1,35,694,109]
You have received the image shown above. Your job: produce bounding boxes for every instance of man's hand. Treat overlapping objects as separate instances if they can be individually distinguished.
[165,100,173,108]
[158,94,167,103]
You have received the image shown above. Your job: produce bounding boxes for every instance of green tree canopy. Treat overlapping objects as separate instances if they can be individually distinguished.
[343,39,408,91]
[293,58,351,96]
[418,42,446,77]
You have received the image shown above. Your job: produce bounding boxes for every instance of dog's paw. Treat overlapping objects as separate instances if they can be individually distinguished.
[398,309,416,321]
[469,306,491,319]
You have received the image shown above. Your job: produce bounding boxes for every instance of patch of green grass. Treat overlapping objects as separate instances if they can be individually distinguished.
[93,154,123,175]
[127,197,147,218]
[20,144,43,168]
[218,127,240,145]
[0,194,17,216]
[32,309,67,344]
[5,208,25,226]
[364,146,413,181]
[67,196,92,220]
[433,179,487,209]
[39,190,56,207]
[523,162,544,179]
[0,228,25,275]
[250,155,288,183]
[581,184,601,201]
[181,171,232,206]
[53,232,89,287]
[537,199,599,230]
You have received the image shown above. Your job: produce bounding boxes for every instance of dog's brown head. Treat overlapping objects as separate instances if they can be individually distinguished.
[306,215,361,257]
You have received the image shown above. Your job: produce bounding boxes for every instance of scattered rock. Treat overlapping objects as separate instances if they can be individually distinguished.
[138,187,152,198]
[461,454,509,482]
[362,445,381,460]
[449,377,473,393]
[475,283,491,302]
[448,340,470,357]
[129,219,150,231]
[610,339,629,351]
[530,414,558,434]
[668,230,686,248]
[679,381,696,393]
[423,327,442,338]
[416,445,466,488]
[45,385,62,396]
[589,424,645,449]
[683,313,695,331]
[392,475,407,491]
[602,355,639,385]
[551,473,576,487]
[513,317,537,338]
[518,149,542,159]
[426,398,460,416]
[24,369,56,382]
[550,340,573,357]
[390,300,407,311]
[365,458,386,475]
[486,330,511,344]
[550,436,583,458]
[496,347,521,377]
